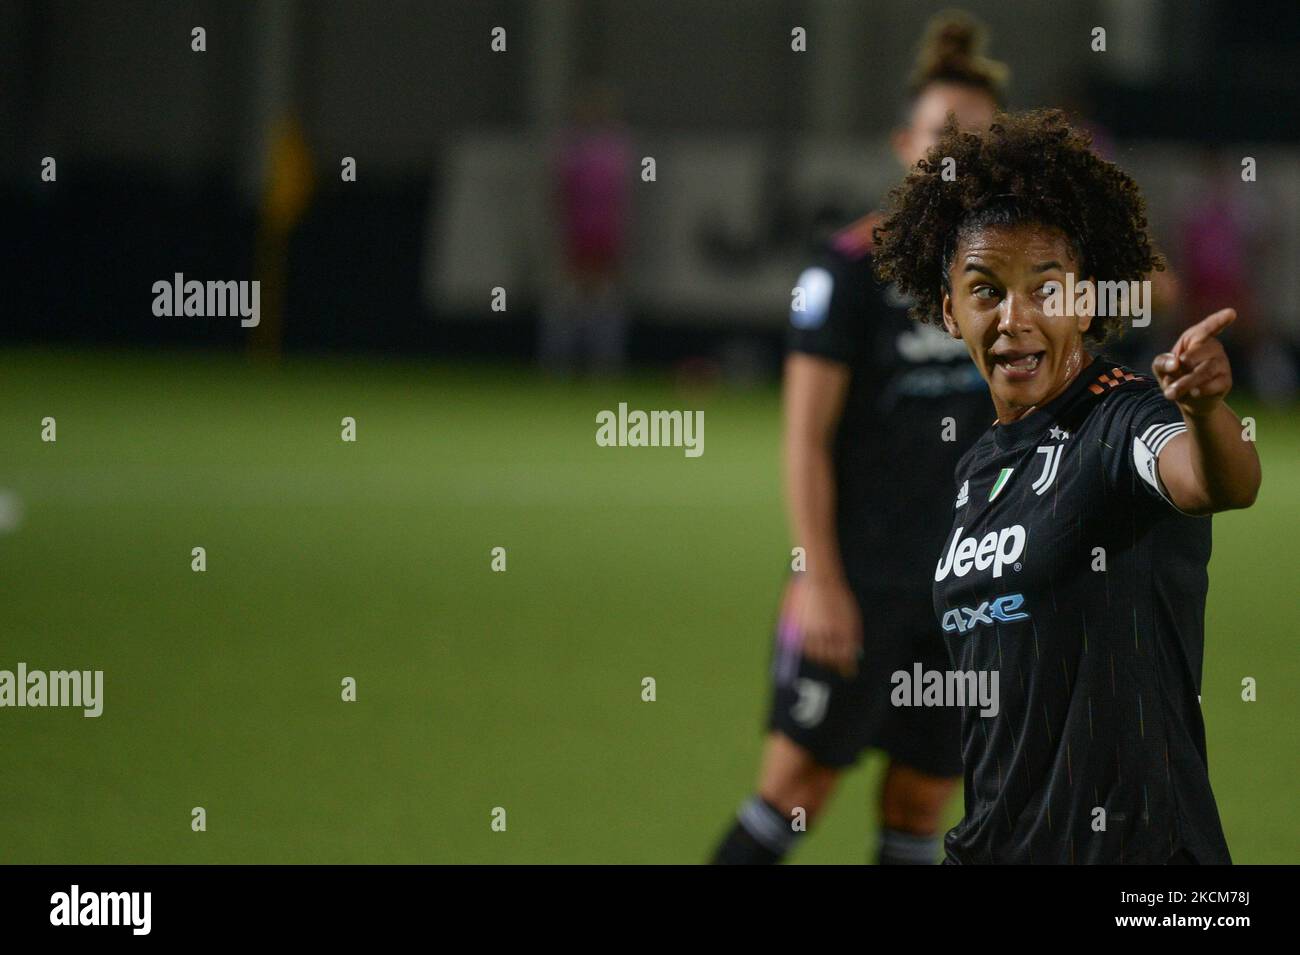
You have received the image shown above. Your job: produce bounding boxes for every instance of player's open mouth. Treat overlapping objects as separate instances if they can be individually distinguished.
[992,350,1045,382]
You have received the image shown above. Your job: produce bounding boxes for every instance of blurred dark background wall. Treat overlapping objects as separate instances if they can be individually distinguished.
[4,0,1299,367]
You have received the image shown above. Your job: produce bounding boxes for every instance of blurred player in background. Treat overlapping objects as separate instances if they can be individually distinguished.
[712,12,1005,865]
[1179,153,1297,402]
[540,80,634,377]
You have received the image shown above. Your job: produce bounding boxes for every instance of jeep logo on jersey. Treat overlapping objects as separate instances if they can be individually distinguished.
[935,525,1027,582]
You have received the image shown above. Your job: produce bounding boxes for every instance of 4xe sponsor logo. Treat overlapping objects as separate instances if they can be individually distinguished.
[942,593,1030,634]
[935,525,1027,582]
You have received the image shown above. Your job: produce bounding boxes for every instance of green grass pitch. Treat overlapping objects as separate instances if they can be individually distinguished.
[1,348,1295,863]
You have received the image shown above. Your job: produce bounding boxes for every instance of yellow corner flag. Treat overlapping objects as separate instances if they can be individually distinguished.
[251,118,316,360]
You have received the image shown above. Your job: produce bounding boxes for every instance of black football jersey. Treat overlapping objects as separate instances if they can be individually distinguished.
[933,356,1231,864]
[787,214,992,593]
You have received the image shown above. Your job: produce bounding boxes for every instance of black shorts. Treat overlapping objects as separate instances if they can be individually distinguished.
[766,578,961,776]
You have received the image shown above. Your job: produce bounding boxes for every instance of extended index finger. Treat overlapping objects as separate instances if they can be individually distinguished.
[1176,308,1236,359]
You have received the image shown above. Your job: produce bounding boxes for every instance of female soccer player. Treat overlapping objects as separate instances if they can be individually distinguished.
[872,109,1261,864]
[713,12,1006,865]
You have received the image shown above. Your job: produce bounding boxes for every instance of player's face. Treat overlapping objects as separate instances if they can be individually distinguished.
[941,223,1093,422]
[893,84,998,169]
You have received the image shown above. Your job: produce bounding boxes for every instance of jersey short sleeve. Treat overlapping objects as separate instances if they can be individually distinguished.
[786,254,867,365]
[1102,383,1189,509]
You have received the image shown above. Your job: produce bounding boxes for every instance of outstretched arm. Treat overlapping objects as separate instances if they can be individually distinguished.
[1152,308,1262,515]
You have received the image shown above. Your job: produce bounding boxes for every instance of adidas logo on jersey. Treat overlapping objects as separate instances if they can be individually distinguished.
[935,525,1027,582]
[955,480,969,508]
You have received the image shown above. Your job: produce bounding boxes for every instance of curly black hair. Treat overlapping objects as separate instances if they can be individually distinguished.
[873,109,1162,344]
